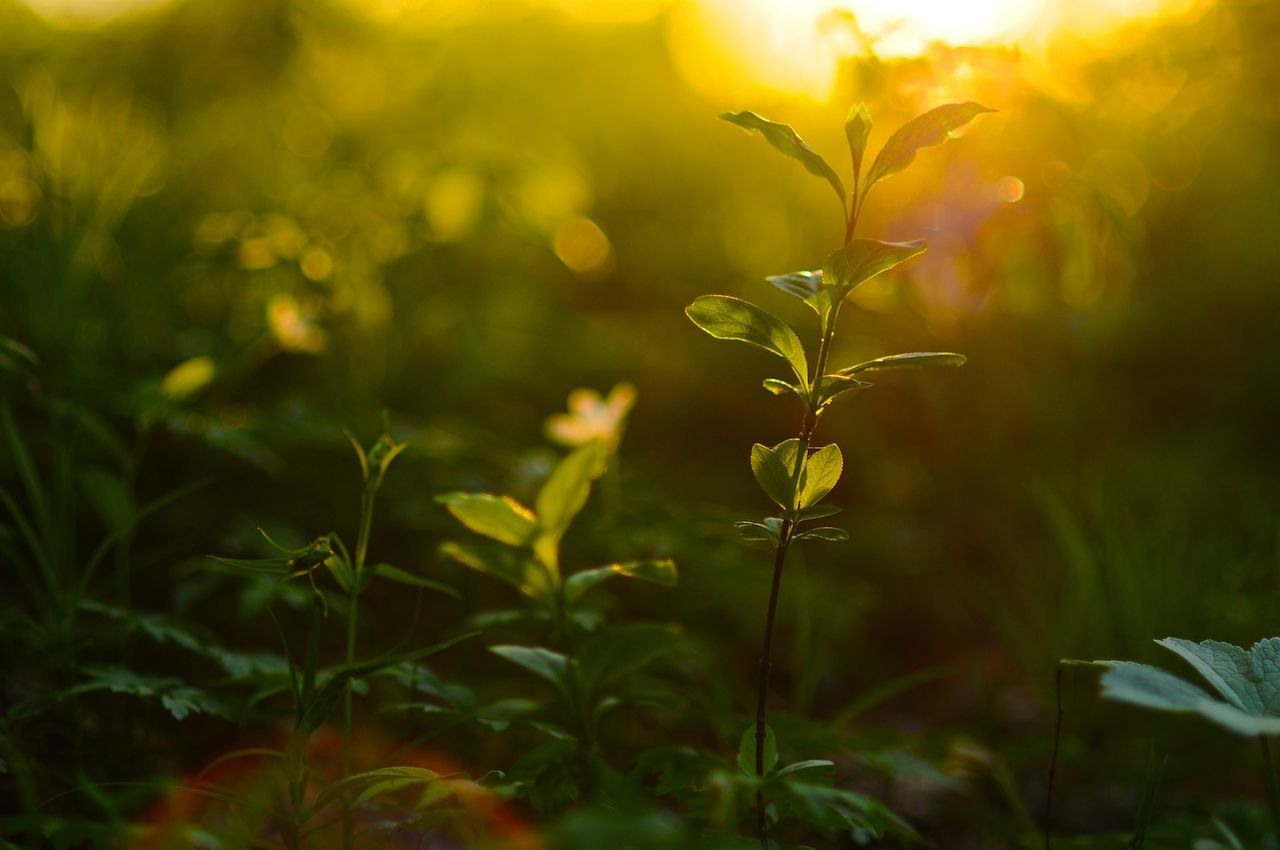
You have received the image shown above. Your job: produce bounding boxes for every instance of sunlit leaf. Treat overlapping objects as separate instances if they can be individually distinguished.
[439,540,553,602]
[762,377,801,398]
[797,504,840,521]
[737,723,778,775]
[864,102,994,189]
[563,559,677,605]
[822,239,927,293]
[535,441,607,561]
[436,492,537,547]
[844,103,873,179]
[734,518,782,544]
[750,439,802,509]
[793,527,848,542]
[840,352,966,376]
[686,296,808,384]
[798,443,841,508]
[720,110,846,213]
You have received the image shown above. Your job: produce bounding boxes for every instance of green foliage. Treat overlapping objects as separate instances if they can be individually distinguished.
[862,101,994,190]
[737,724,778,775]
[685,296,809,385]
[720,110,847,217]
[1089,638,1280,736]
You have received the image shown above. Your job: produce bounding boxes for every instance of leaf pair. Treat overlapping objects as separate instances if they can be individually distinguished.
[750,439,842,513]
[722,102,993,224]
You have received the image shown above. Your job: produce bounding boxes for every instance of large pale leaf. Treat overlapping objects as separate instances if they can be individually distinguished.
[686,296,808,384]
[436,493,536,546]
[839,352,966,376]
[864,102,994,189]
[1092,637,1280,737]
[720,110,846,212]
[822,239,927,293]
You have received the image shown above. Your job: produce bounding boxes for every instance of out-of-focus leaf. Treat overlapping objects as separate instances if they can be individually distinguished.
[370,563,459,598]
[159,355,216,401]
[845,103,873,179]
[686,296,808,384]
[776,759,834,779]
[564,559,677,605]
[534,441,607,570]
[436,492,537,547]
[492,645,572,691]
[762,378,801,398]
[440,540,554,602]
[864,102,994,189]
[793,527,849,542]
[720,110,846,213]
[822,239,927,293]
[578,624,683,693]
[737,723,778,775]
[839,352,966,376]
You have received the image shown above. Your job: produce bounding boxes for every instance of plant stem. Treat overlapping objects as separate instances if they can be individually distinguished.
[1260,736,1280,839]
[1046,666,1063,850]
[342,485,376,850]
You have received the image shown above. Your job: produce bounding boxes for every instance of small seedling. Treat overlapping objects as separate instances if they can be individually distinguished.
[689,101,991,847]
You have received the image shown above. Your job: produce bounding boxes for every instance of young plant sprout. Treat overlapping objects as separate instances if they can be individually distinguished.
[688,101,991,848]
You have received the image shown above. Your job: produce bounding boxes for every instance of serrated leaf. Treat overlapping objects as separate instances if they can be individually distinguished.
[798,443,841,508]
[793,527,848,542]
[720,110,846,214]
[737,723,778,775]
[845,103,873,179]
[686,296,808,384]
[750,440,802,509]
[563,559,677,605]
[822,239,927,293]
[840,352,966,376]
[864,102,994,189]
[436,493,536,547]
[1092,637,1280,737]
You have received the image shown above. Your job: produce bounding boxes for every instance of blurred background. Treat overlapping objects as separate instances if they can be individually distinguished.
[3,0,1280,844]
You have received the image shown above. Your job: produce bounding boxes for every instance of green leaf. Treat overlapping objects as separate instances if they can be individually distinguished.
[822,239,927,293]
[686,296,808,384]
[797,504,840,521]
[1091,637,1280,736]
[436,493,537,547]
[840,352,966,376]
[578,624,683,693]
[314,766,444,812]
[370,563,459,598]
[864,101,994,189]
[720,110,846,214]
[766,269,822,302]
[534,441,607,570]
[491,645,573,693]
[563,559,678,605]
[793,527,848,542]
[762,377,801,398]
[797,443,841,509]
[439,540,554,603]
[734,518,783,544]
[737,723,778,775]
[844,103,873,179]
[750,439,801,509]
[776,759,834,779]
